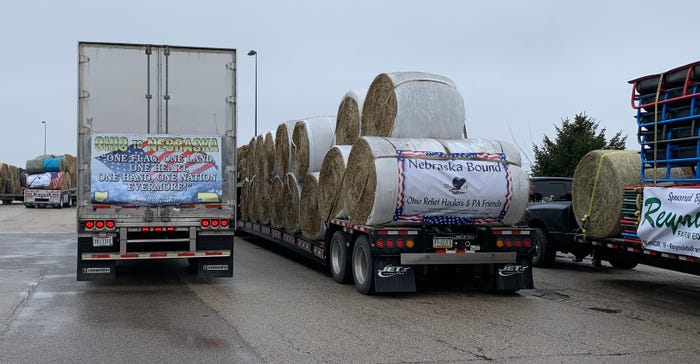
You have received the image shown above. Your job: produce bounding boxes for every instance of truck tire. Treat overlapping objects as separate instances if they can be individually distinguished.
[609,259,638,270]
[330,231,352,283]
[352,235,374,295]
[532,228,556,268]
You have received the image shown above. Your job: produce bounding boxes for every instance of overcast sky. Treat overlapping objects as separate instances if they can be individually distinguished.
[2,0,700,171]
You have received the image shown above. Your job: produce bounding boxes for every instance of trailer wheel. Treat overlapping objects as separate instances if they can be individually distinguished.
[352,235,374,295]
[330,231,352,283]
[532,228,556,268]
[609,258,638,270]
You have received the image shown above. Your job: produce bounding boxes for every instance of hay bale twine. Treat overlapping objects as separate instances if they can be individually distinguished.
[318,145,352,220]
[361,72,465,138]
[274,120,298,176]
[269,175,286,228]
[572,150,643,238]
[292,116,336,180]
[439,139,522,167]
[300,172,326,240]
[283,172,302,233]
[335,88,368,145]
[343,136,529,226]
[263,131,276,180]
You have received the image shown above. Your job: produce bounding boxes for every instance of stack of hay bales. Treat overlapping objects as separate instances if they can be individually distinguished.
[237,71,530,239]
[0,162,23,197]
[24,154,77,191]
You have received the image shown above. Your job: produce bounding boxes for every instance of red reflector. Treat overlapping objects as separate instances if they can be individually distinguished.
[505,239,513,248]
[220,219,229,227]
[211,219,219,227]
[396,239,405,248]
[386,239,395,248]
[201,220,210,227]
[154,227,163,232]
[435,249,446,254]
[150,253,167,257]
[178,252,196,257]
[121,253,138,258]
[515,239,522,248]
[106,221,115,229]
[524,239,532,248]
[95,221,105,229]
[141,227,150,232]
[376,239,385,248]
[85,221,94,229]
[166,227,175,231]
[205,251,223,256]
[91,254,109,259]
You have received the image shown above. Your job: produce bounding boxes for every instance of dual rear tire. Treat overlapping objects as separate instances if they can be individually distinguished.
[329,232,374,295]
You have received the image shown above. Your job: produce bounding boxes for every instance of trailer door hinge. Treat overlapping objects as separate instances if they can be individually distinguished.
[80,90,90,99]
[226,62,236,70]
[79,55,90,64]
[225,96,236,104]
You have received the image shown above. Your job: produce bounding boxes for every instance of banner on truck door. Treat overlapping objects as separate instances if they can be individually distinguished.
[637,187,700,258]
[394,151,511,224]
[90,133,222,206]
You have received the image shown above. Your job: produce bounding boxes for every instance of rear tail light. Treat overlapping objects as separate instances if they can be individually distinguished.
[376,239,385,248]
[396,239,405,248]
[85,221,95,229]
[220,219,229,227]
[201,219,210,227]
[515,239,522,248]
[95,221,105,229]
[505,239,513,248]
[386,239,395,248]
[106,221,115,229]
[211,219,219,227]
[524,239,532,248]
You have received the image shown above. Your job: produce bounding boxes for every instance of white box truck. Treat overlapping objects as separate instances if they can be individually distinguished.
[76,42,237,280]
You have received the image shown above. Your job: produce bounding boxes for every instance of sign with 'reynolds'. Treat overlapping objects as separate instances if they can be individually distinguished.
[637,187,700,258]
[393,150,512,224]
[90,133,222,206]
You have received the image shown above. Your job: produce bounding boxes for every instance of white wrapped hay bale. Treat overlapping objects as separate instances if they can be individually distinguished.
[300,172,326,240]
[361,72,466,139]
[274,120,298,175]
[342,136,528,226]
[439,139,522,167]
[335,88,368,145]
[319,145,352,220]
[292,116,336,180]
[283,172,302,233]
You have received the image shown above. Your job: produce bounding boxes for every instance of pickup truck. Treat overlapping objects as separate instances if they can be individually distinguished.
[523,176,638,269]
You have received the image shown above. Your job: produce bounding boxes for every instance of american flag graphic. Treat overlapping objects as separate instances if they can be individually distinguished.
[91,135,222,206]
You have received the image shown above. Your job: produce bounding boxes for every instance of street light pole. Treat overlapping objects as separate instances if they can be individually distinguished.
[247,50,258,136]
[42,121,46,155]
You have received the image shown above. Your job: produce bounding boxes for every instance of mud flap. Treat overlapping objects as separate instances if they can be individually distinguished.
[373,259,416,293]
[197,256,233,278]
[77,259,116,281]
[495,263,534,291]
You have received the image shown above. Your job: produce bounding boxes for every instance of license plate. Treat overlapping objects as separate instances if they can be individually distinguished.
[433,236,453,249]
[93,236,113,247]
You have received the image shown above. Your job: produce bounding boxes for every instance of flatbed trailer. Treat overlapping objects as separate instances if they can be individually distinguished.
[237,218,535,294]
[0,192,23,205]
[24,188,76,208]
[573,235,700,275]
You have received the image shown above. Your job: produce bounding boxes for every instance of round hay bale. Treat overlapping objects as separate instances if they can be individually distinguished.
[269,175,286,228]
[292,116,336,180]
[0,163,9,192]
[263,131,276,180]
[274,120,298,176]
[254,134,265,178]
[283,172,302,233]
[237,144,250,180]
[300,172,326,240]
[361,72,465,138]
[318,145,352,220]
[343,136,529,226]
[438,139,522,167]
[335,88,368,145]
[239,179,250,221]
[572,150,643,238]
[253,177,271,224]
